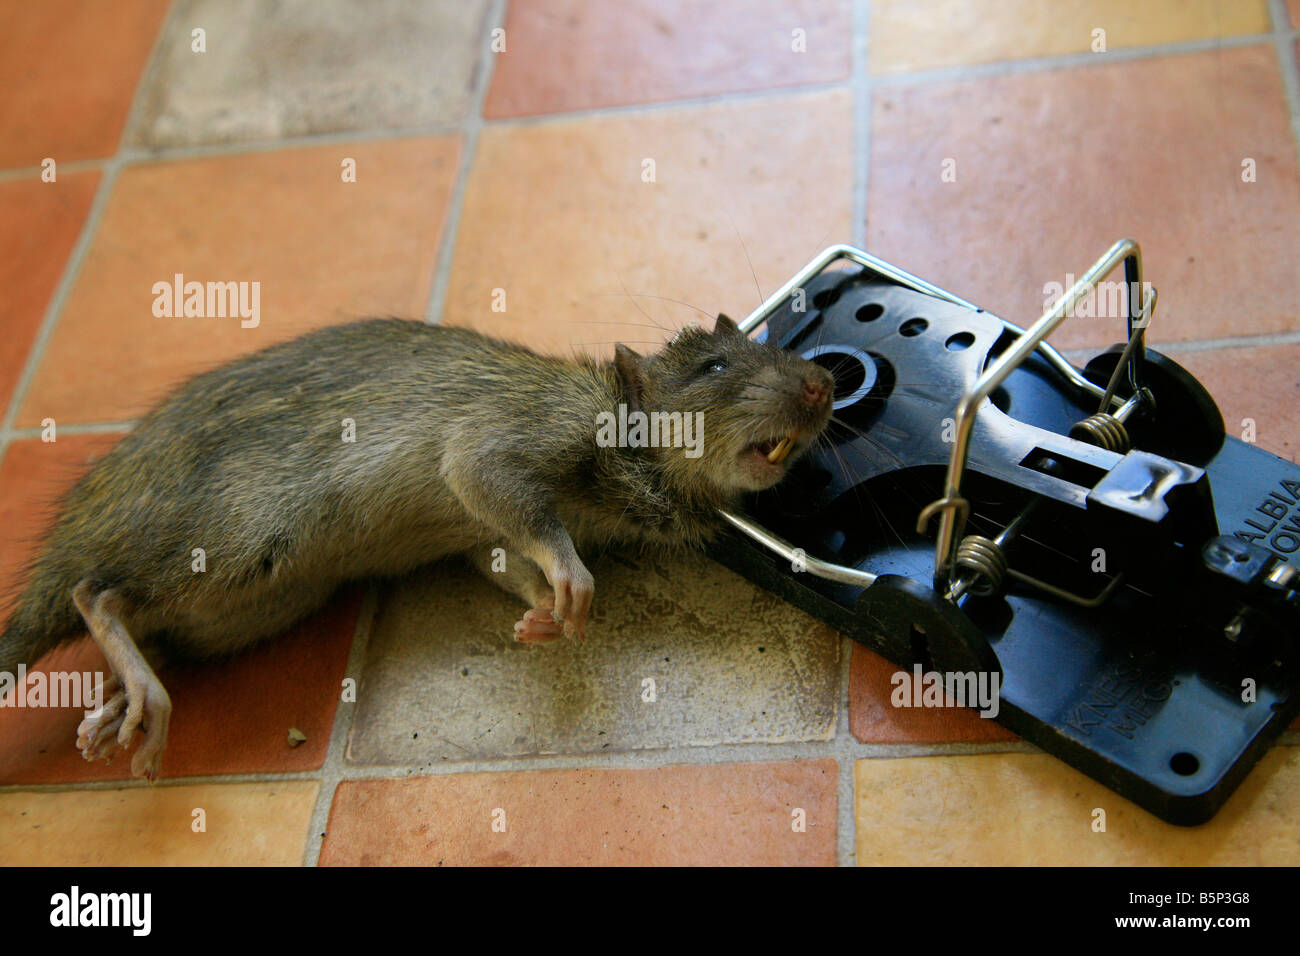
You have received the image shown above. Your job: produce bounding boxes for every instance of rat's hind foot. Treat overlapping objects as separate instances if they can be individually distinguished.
[513,597,565,644]
[72,670,171,779]
[76,678,126,762]
[117,673,171,782]
[71,581,172,782]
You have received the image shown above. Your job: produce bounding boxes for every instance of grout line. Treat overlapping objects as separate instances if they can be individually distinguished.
[4,420,138,441]
[1143,329,1300,353]
[835,636,857,867]
[871,29,1295,88]
[850,0,871,251]
[301,585,379,866]
[0,718,1040,796]
[117,122,467,167]
[423,0,508,325]
[479,77,851,131]
[9,719,1300,796]
[1269,0,1300,169]
[0,157,108,185]
[1059,327,1300,365]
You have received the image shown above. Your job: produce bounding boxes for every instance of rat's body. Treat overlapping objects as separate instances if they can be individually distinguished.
[0,315,833,778]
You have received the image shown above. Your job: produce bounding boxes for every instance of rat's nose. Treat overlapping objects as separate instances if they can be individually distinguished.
[803,379,831,407]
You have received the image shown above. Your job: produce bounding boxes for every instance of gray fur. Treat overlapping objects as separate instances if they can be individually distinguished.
[0,315,832,771]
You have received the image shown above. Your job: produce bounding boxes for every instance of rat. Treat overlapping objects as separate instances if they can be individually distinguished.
[0,314,834,780]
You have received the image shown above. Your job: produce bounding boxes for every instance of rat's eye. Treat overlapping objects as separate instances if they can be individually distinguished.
[700,358,727,375]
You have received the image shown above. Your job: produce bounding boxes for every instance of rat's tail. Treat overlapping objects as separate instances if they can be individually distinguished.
[0,578,84,691]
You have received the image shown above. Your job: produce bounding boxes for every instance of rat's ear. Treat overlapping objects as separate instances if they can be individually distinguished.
[614,344,645,413]
[714,313,742,337]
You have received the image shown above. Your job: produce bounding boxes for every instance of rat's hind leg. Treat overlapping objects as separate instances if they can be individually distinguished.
[465,544,564,644]
[71,581,171,781]
[75,638,168,764]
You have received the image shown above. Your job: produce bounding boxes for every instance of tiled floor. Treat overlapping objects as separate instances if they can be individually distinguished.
[1,0,1297,866]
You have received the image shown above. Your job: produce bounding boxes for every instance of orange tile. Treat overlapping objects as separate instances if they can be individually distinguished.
[321,759,837,865]
[868,47,1300,350]
[849,645,1019,744]
[0,591,358,783]
[1292,1,1300,28]
[0,781,318,865]
[855,748,1300,864]
[17,135,460,427]
[0,0,171,168]
[871,0,1270,74]
[1172,342,1300,462]
[0,174,99,415]
[0,435,360,781]
[446,90,853,354]
[484,0,850,118]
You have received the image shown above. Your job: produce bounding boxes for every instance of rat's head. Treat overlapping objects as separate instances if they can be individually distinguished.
[612,314,834,499]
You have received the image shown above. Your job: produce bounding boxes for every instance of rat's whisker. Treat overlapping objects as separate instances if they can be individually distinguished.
[590,292,714,320]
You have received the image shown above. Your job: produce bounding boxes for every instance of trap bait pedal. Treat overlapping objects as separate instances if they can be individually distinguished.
[710,239,1300,826]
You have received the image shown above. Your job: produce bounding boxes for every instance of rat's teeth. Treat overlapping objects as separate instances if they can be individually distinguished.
[767,436,794,464]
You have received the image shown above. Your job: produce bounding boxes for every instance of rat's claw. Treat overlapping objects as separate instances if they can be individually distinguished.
[77,688,129,761]
[111,676,171,780]
[548,564,594,643]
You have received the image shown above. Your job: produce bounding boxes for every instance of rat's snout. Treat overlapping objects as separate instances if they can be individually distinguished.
[800,362,835,410]
[802,376,831,408]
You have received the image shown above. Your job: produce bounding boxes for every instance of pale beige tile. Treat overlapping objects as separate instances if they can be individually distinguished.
[855,749,1300,864]
[0,781,318,865]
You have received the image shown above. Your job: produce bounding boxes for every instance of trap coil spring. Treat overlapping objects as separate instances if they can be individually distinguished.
[1069,412,1131,453]
[954,534,1008,596]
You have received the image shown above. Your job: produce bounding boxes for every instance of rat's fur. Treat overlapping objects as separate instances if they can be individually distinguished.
[0,314,833,777]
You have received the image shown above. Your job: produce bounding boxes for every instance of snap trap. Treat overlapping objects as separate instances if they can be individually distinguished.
[711,240,1300,825]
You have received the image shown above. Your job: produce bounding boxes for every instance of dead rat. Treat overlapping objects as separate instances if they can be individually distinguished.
[0,314,833,779]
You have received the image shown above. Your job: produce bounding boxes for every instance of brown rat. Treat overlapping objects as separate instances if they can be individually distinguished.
[0,313,833,779]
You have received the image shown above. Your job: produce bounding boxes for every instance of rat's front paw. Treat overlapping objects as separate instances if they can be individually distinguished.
[547,562,594,643]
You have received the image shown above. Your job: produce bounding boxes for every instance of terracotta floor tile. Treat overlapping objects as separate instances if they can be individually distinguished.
[349,554,839,765]
[129,0,490,149]
[0,0,170,169]
[855,748,1300,864]
[446,90,852,354]
[0,174,99,416]
[1172,342,1300,461]
[484,0,850,118]
[1291,1,1300,28]
[849,645,1019,744]
[0,781,318,865]
[868,46,1300,350]
[870,0,1270,74]
[322,759,836,865]
[0,590,358,784]
[0,436,360,781]
[17,136,459,427]
[0,434,124,621]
